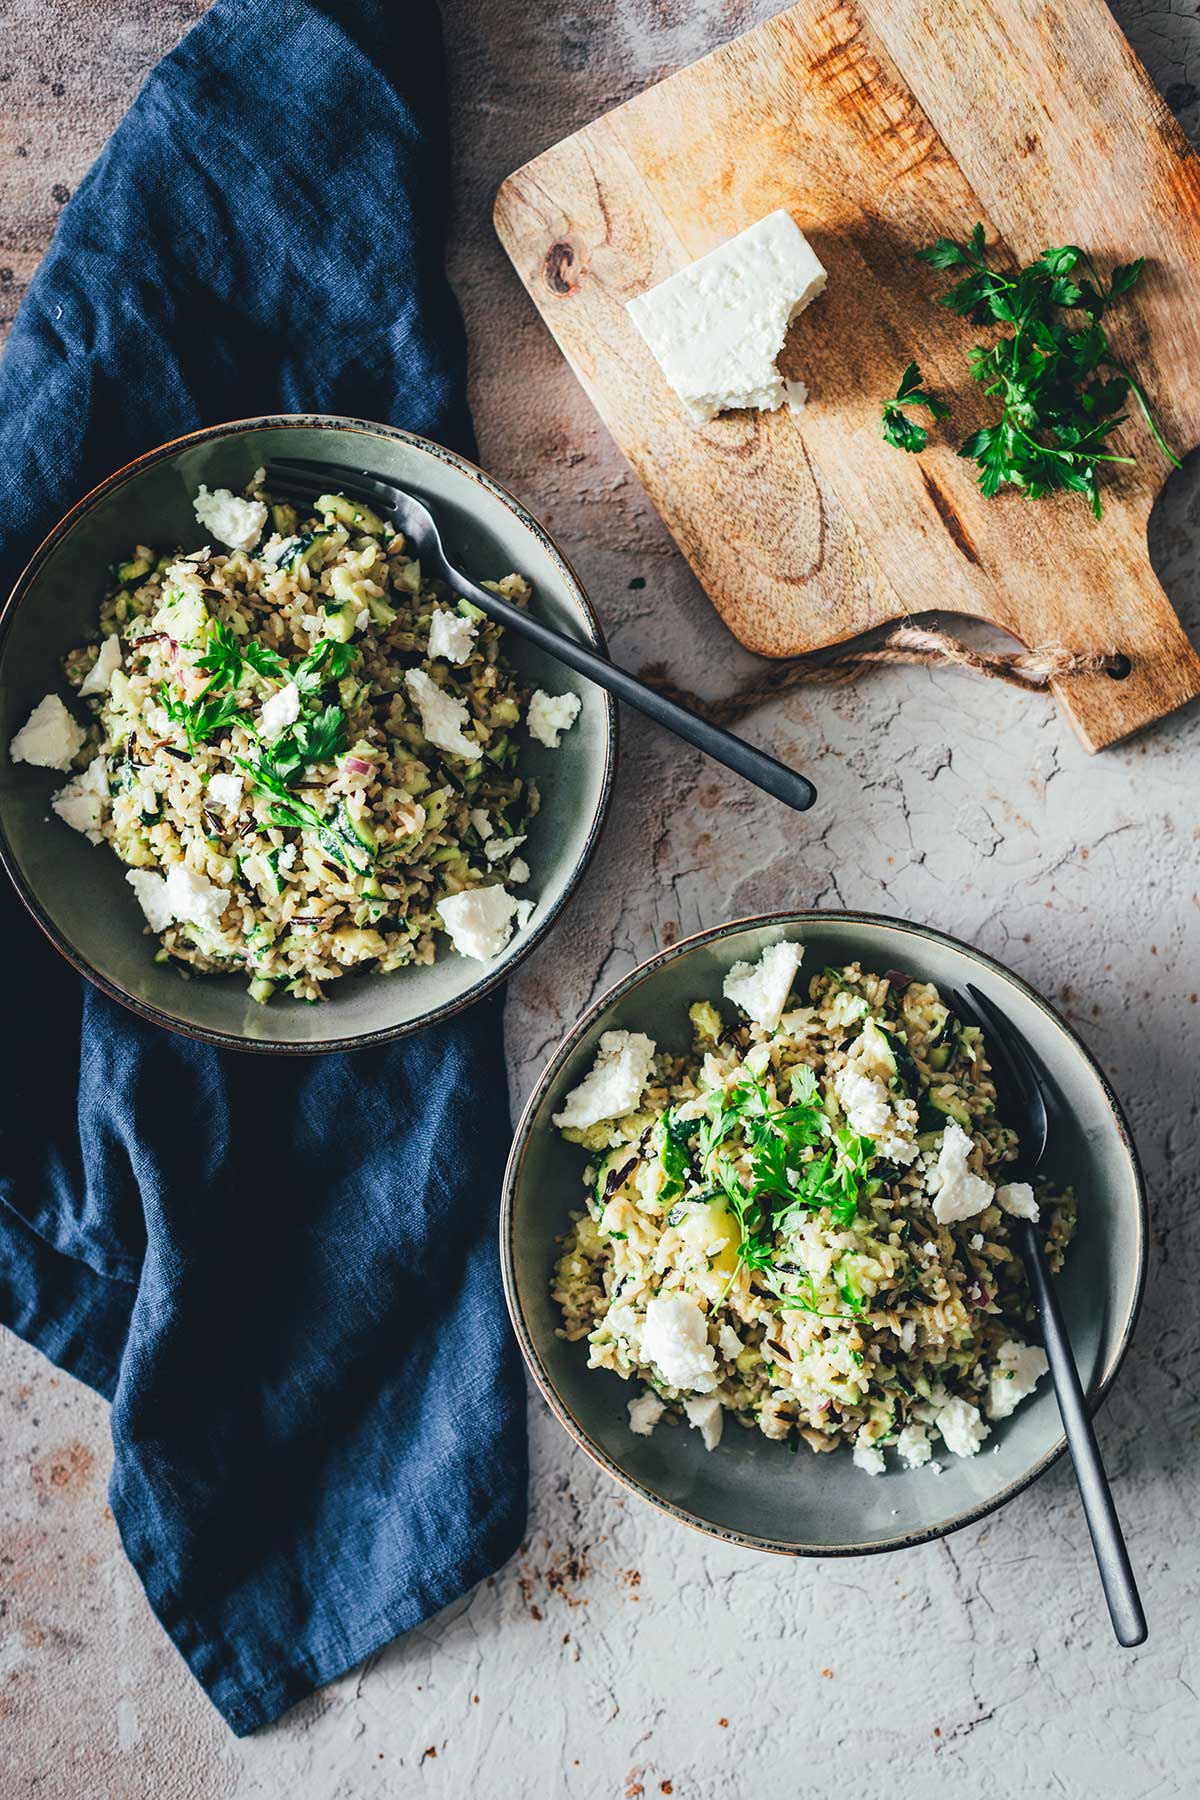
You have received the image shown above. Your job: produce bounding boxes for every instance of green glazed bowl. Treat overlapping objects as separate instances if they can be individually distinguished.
[0,417,616,1053]
[502,912,1148,1556]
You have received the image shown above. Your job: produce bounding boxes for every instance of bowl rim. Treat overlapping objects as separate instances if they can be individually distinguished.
[501,908,1150,1557]
[0,414,618,1055]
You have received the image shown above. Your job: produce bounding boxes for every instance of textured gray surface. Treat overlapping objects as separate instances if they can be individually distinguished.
[2,2,1199,1794]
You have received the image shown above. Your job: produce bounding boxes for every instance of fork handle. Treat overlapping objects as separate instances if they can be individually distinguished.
[440,566,817,813]
[1015,1217,1147,1648]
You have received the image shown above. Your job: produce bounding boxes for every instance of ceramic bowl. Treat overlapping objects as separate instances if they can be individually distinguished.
[0,417,616,1053]
[502,912,1148,1556]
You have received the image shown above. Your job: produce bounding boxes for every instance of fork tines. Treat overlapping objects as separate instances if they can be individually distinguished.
[265,457,386,508]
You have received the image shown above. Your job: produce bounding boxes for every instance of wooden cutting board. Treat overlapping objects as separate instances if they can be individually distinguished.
[494,0,1200,751]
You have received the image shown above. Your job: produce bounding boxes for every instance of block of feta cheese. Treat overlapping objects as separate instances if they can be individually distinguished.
[9,694,86,771]
[996,1180,1040,1222]
[193,485,268,552]
[437,885,520,961]
[626,210,827,422]
[124,863,229,933]
[79,634,122,698]
[852,1434,886,1476]
[640,1292,718,1393]
[206,772,244,811]
[258,682,301,742]
[935,1394,989,1458]
[986,1339,1049,1420]
[164,864,229,929]
[896,1422,932,1469]
[427,609,477,664]
[405,669,481,760]
[51,754,109,843]
[834,1064,919,1165]
[527,689,581,749]
[683,1394,724,1451]
[126,869,176,933]
[722,938,804,1032]
[627,1391,666,1438]
[552,1030,657,1131]
[928,1118,995,1224]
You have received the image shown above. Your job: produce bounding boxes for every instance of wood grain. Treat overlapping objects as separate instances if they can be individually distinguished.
[494,0,1200,751]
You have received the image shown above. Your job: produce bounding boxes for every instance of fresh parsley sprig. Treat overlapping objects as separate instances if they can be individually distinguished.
[880,361,950,454]
[194,618,286,695]
[292,638,359,695]
[159,683,248,751]
[232,753,350,867]
[913,225,1178,518]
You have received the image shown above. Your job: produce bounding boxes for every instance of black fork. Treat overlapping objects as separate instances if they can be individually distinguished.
[265,458,817,814]
[954,982,1147,1648]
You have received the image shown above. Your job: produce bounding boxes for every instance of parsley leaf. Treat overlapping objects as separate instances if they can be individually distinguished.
[917,225,1177,517]
[194,619,286,696]
[293,638,359,696]
[880,361,950,455]
[159,682,248,751]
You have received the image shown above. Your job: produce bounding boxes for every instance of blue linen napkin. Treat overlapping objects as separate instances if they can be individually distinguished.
[0,0,527,1736]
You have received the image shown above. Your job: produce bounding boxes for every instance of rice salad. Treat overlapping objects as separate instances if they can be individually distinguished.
[550,941,1074,1475]
[8,476,581,1002]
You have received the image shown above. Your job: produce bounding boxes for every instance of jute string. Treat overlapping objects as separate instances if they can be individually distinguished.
[640,624,1123,728]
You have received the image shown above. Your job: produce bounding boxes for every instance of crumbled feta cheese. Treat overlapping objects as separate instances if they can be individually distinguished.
[641,1293,718,1393]
[683,1394,724,1451]
[277,842,297,871]
[743,1041,772,1077]
[354,607,370,632]
[9,694,86,771]
[929,1119,995,1224]
[969,1232,984,1251]
[79,635,121,698]
[627,1391,666,1438]
[987,1340,1049,1420]
[437,885,519,961]
[784,378,809,414]
[853,1436,886,1476]
[896,1423,932,1469]
[527,688,581,750]
[404,668,481,760]
[508,857,530,885]
[485,833,526,863]
[51,754,108,843]
[935,1394,989,1458]
[717,1323,742,1360]
[552,1030,657,1131]
[835,1066,892,1138]
[163,863,229,930]
[427,609,478,663]
[469,808,493,841]
[206,772,244,811]
[722,939,803,1032]
[514,899,535,931]
[929,1460,943,1475]
[996,1180,1040,1222]
[626,210,827,422]
[126,869,174,932]
[192,485,268,552]
[259,683,301,741]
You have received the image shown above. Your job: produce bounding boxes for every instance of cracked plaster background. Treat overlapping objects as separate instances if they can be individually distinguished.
[1,2,1198,1795]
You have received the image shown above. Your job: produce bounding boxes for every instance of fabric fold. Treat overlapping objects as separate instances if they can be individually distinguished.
[0,0,526,1736]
